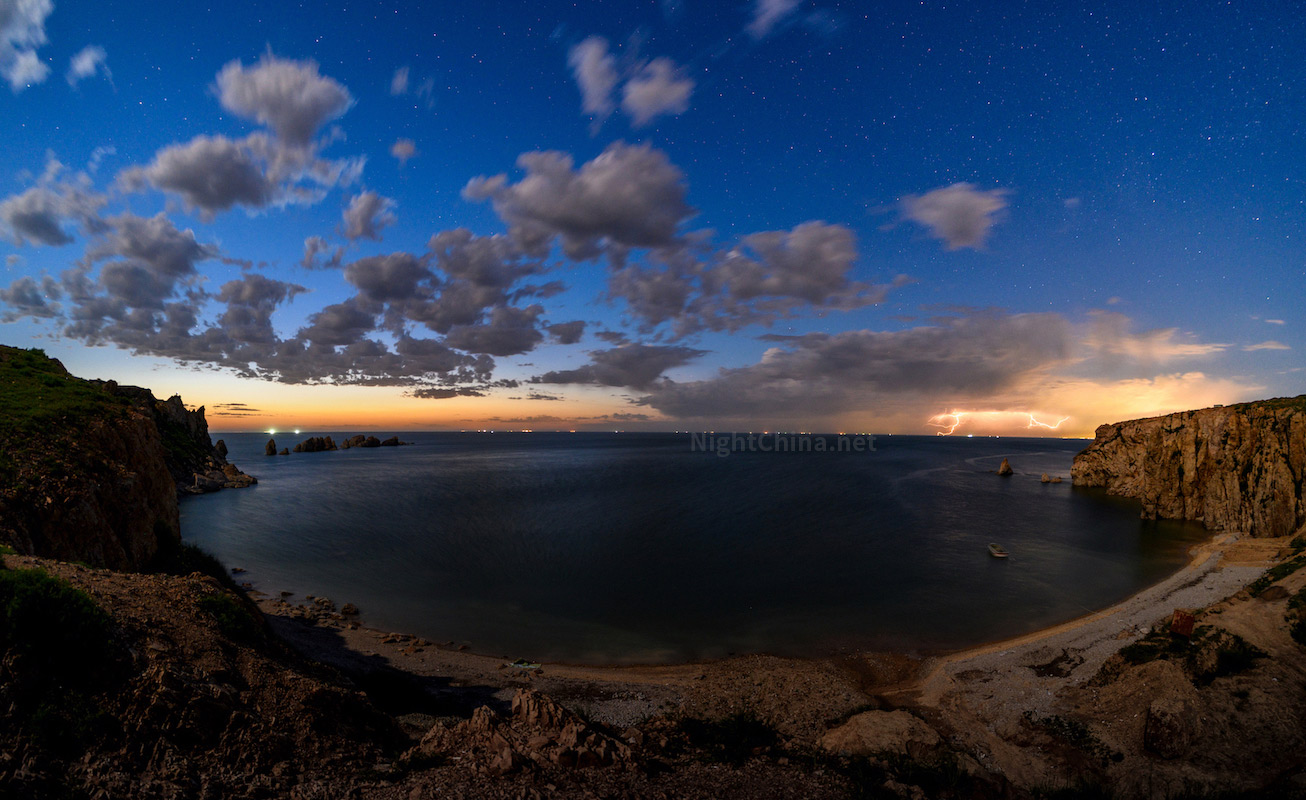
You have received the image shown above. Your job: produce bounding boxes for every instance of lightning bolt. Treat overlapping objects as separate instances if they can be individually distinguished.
[927,411,966,435]
[1026,413,1071,430]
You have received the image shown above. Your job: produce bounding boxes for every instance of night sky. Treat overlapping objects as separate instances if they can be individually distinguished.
[0,0,1300,435]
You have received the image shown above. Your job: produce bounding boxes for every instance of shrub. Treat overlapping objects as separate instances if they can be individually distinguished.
[0,568,121,754]
[197,592,260,641]
[0,567,115,675]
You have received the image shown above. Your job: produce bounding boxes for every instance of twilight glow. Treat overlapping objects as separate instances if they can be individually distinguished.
[1,1,1300,436]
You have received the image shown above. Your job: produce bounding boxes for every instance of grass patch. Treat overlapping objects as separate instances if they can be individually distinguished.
[1247,554,1306,597]
[1023,712,1121,765]
[677,711,780,765]
[0,543,16,557]
[1230,395,1306,414]
[0,347,127,444]
[197,592,260,641]
[0,567,116,672]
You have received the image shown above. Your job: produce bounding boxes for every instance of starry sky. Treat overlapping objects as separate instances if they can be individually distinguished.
[0,0,1300,435]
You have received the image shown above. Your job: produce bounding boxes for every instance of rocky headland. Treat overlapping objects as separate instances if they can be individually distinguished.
[0,346,253,571]
[1072,396,1306,537]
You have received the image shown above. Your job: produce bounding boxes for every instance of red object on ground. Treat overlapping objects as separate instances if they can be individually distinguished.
[1170,609,1196,638]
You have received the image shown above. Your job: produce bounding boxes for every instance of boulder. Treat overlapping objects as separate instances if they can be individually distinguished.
[997,458,1013,476]
[279,448,290,456]
[380,436,400,447]
[1041,473,1051,483]
[818,709,941,758]
[215,439,228,458]
[362,436,381,448]
[265,439,277,456]
[192,473,225,493]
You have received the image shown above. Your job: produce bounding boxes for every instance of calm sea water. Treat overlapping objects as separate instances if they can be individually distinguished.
[181,432,1208,664]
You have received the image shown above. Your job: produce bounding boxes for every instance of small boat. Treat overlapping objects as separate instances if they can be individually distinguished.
[988,543,1009,558]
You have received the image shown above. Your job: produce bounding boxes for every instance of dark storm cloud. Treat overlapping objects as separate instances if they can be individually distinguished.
[637,312,1074,419]
[341,191,397,241]
[546,320,586,344]
[901,183,1008,250]
[464,142,692,258]
[533,343,707,390]
[215,55,354,148]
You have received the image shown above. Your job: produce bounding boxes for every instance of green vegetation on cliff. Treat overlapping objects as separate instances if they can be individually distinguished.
[0,346,129,488]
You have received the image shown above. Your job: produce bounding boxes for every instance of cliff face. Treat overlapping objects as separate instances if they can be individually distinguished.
[103,383,256,494]
[1072,397,1306,537]
[0,346,252,569]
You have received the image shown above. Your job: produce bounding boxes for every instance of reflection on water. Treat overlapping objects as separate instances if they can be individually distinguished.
[181,432,1209,664]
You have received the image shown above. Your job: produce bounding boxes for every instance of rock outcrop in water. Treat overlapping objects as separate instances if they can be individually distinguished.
[1071,396,1306,537]
[293,435,336,453]
[0,346,253,569]
[997,457,1013,476]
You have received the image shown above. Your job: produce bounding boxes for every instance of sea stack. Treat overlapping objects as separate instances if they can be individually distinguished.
[265,438,277,456]
[997,458,1013,476]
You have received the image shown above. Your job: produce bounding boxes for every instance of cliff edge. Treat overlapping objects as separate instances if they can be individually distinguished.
[0,346,253,569]
[1072,396,1306,537]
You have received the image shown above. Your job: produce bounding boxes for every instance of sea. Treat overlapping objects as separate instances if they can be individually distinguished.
[180,432,1210,665]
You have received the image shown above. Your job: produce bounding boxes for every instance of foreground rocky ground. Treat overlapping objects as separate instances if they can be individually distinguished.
[5,529,1305,798]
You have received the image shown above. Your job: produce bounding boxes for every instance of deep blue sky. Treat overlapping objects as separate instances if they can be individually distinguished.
[0,0,1300,433]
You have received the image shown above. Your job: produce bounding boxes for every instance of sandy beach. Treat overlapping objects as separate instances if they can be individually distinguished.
[253,529,1281,746]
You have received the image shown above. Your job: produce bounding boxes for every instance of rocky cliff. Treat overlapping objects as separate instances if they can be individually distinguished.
[100,382,255,494]
[1072,396,1306,537]
[0,346,253,569]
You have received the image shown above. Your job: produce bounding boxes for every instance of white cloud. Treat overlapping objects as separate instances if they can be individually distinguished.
[1,0,53,90]
[341,191,396,241]
[901,183,1009,250]
[747,0,800,40]
[390,138,417,165]
[1266,319,1285,325]
[464,142,692,258]
[621,58,693,126]
[390,66,408,95]
[1243,340,1290,352]
[215,54,354,147]
[66,44,109,86]
[567,36,619,119]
